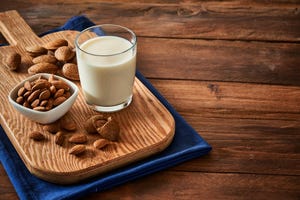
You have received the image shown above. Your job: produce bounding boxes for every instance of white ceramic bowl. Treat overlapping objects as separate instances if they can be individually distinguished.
[8,73,79,124]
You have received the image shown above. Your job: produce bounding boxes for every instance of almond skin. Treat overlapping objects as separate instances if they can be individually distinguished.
[69,145,86,156]
[39,89,51,101]
[32,54,57,64]
[62,63,79,80]
[27,89,41,103]
[25,45,47,57]
[28,62,59,74]
[44,39,69,51]
[43,123,60,133]
[53,96,67,106]
[68,134,87,144]
[84,115,107,134]
[97,117,120,141]
[93,139,110,149]
[55,131,65,146]
[17,87,26,96]
[31,81,50,91]
[29,131,45,141]
[24,81,32,91]
[60,119,77,131]
[50,80,70,91]
[55,46,75,62]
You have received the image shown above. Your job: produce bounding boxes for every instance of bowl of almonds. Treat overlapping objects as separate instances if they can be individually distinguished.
[8,73,79,124]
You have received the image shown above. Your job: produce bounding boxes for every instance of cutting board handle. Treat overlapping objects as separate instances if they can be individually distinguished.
[0,10,41,47]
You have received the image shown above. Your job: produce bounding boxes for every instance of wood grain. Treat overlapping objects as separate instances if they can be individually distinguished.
[85,171,300,200]
[0,10,175,184]
[1,3,299,85]
[0,1,299,42]
[0,1,299,199]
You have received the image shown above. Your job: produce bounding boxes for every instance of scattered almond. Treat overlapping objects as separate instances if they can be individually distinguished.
[5,51,21,71]
[69,145,86,156]
[55,131,65,146]
[29,131,45,141]
[62,63,79,80]
[93,139,110,149]
[25,45,47,57]
[68,133,87,144]
[28,62,59,74]
[32,54,57,64]
[44,39,68,51]
[43,123,60,133]
[55,46,75,62]
[97,117,120,141]
[84,115,107,134]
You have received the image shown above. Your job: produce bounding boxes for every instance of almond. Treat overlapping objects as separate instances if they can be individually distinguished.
[40,100,48,106]
[17,87,26,96]
[43,123,60,133]
[53,96,67,106]
[5,51,21,71]
[62,63,79,80]
[29,131,45,141]
[31,99,40,108]
[23,101,30,108]
[32,54,57,64]
[44,39,68,51]
[39,89,51,101]
[84,115,107,134]
[24,81,32,91]
[55,131,65,146]
[16,96,24,104]
[69,145,86,156]
[45,98,54,110]
[60,119,77,131]
[93,139,110,149]
[31,81,50,91]
[50,80,70,91]
[28,62,59,74]
[27,89,41,103]
[54,88,65,98]
[25,45,47,57]
[97,117,120,141]
[49,85,57,94]
[68,133,87,144]
[23,90,32,99]
[55,46,75,62]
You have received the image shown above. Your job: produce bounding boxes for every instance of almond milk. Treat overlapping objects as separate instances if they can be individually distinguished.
[76,36,136,107]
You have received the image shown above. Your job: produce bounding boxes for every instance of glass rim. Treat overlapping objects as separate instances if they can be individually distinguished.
[75,24,137,57]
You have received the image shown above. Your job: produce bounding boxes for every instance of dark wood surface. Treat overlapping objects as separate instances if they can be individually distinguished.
[1,1,299,199]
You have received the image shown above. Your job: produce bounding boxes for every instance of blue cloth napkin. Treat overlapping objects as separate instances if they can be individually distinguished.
[0,16,212,200]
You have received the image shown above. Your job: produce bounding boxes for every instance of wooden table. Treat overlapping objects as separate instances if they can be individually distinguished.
[1,1,299,199]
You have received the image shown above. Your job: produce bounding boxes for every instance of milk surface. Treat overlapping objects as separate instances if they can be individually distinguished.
[77,36,136,106]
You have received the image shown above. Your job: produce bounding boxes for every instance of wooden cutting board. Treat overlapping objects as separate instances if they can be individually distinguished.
[0,10,175,184]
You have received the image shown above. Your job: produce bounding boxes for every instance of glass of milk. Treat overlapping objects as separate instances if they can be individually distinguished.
[75,24,137,112]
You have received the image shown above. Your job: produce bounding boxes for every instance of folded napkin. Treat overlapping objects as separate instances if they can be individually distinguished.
[0,16,212,200]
